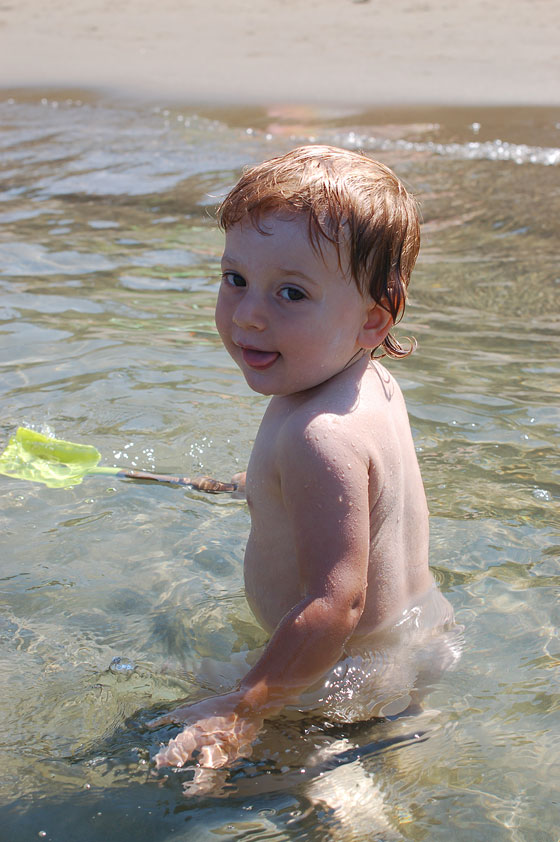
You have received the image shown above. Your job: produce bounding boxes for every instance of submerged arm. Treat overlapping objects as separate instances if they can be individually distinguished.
[240,423,370,709]
[150,419,369,768]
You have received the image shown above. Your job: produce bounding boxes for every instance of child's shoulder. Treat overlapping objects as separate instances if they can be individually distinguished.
[272,360,401,462]
[287,360,403,422]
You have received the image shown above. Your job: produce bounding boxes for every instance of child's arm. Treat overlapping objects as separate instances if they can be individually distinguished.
[149,417,371,769]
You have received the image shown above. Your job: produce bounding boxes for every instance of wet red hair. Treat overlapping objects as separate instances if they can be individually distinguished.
[217,145,420,358]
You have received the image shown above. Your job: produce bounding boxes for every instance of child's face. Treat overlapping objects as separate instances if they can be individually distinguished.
[215,213,372,397]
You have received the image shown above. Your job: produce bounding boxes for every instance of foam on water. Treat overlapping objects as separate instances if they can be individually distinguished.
[338,132,560,166]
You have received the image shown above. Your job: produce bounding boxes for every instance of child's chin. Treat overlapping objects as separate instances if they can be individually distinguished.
[243,375,324,398]
[243,378,280,397]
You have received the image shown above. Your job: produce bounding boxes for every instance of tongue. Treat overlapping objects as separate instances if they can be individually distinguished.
[243,349,279,368]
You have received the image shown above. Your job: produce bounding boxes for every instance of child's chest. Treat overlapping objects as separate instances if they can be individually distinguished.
[243,404,303,630]
[245,398,294,506]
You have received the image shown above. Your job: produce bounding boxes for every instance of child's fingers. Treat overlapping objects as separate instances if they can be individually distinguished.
[152,707,261,771]
[154,718,252,770]
[230,471,247,497]
[183,767,227,797]
[154,726,200,768]
[198,742,230,769]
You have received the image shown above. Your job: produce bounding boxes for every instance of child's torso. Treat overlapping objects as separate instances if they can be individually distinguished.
[244,360,433,637]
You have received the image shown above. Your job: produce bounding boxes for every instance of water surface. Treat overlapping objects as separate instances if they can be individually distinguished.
[1,92,559,841]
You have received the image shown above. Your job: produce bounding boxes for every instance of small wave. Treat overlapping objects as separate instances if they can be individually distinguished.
[333,131,560,166]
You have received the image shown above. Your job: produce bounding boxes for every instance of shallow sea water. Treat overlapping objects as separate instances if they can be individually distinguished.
[0,92,559,841]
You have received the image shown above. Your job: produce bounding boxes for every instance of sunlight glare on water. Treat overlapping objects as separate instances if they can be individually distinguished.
[0,93,559,841]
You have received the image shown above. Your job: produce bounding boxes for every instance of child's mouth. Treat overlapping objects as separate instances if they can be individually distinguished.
[241,348,280,369]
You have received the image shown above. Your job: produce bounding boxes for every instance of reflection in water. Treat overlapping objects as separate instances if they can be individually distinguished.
[0,92,559,840]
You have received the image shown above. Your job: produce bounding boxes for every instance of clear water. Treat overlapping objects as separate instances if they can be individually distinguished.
[1,91,559,841]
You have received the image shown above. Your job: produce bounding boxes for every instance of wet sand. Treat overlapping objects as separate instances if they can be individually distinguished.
[0,0,559,106]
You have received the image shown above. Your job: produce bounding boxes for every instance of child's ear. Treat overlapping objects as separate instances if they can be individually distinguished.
[358,301,393,350]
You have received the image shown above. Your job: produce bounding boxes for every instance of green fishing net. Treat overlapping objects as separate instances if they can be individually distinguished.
[0,427,115,488]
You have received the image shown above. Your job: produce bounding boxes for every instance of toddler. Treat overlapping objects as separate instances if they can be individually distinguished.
[149,145,457,775]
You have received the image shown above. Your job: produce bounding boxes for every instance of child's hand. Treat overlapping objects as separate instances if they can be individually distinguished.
[231,471,246,497]
[148,693,262,770]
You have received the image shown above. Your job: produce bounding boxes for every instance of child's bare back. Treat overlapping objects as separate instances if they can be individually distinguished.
[148,145,458,778]
[244,357,432,640]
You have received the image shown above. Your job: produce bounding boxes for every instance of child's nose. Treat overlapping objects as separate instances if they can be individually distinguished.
[233,291,267,330]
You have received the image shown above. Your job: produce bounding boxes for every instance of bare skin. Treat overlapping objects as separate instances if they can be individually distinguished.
[149,215,434,775]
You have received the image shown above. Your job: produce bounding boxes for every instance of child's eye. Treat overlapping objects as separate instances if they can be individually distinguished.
[222,272,246,288]
[279,286,306,301]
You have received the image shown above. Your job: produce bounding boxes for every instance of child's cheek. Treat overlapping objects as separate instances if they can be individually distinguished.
[214,294,229,339]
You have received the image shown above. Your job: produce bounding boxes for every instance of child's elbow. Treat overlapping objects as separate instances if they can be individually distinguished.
[308,590,366,640]
[331,591,366,639]
[347,591,366,628]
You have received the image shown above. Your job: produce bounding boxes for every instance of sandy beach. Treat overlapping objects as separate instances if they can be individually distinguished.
[0,0,558,106]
